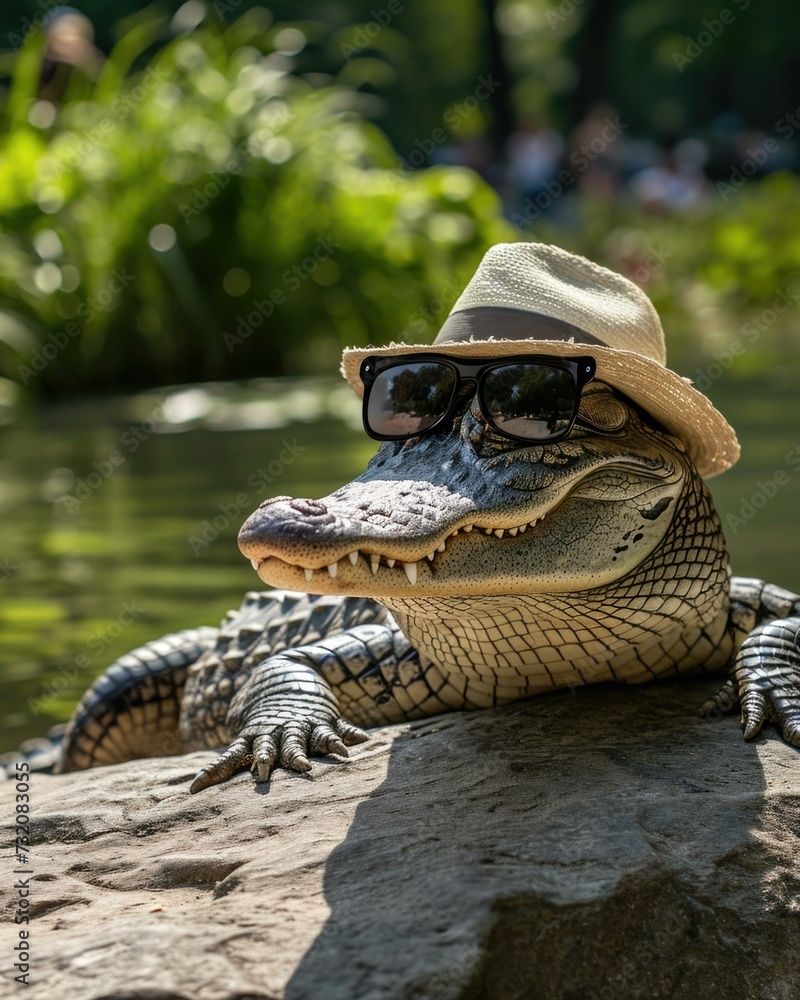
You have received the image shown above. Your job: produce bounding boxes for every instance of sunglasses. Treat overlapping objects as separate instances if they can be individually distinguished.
[360,353,596,444]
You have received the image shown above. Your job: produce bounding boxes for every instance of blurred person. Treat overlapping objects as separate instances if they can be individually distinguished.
[731,128,782,178]
[565,101,629,199]
[629,140,711,213]
[505,115,564,200]
[38,7,104,103]
[433,135,495,180]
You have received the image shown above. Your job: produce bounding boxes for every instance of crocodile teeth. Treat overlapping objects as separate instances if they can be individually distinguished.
[386,558,396,568]
[250,559,261,571]
[348,551,359,566]
[494,529,504,538]
[483,527,493,535]
[508,527,518,536]
[518,523,527,533]
[462,524,473,532]
[426,551,436,561]
[437,541,446,552]
[327,562,338,578]
[370,554,380,575]
[403,562,417,584]
[304,568,314,582]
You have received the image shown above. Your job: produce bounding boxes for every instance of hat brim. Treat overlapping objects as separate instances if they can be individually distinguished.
[341,340,739,479]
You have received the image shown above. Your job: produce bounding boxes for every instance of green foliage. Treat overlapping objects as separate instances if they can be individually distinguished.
[527,171,800,376]
[1,3,798,402]
[0,7,512,398]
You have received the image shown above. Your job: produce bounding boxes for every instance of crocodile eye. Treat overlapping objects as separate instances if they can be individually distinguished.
[577,385,628,433]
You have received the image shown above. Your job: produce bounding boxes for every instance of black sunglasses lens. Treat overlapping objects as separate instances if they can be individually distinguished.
[367,362,457,438]
[482,364,577,440]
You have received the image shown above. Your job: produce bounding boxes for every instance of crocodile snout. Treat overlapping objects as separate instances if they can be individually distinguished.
[238,496,336,557]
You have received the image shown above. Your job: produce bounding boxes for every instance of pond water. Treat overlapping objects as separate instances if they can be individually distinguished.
[1,375,799,748]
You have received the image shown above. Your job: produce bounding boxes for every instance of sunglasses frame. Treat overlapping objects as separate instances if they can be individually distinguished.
[360,352,597,444]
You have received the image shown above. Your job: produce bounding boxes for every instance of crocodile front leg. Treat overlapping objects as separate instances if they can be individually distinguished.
[189,617,463,792]
[704,577,800,747]
[735,618,800,744]
[188,650,370,792]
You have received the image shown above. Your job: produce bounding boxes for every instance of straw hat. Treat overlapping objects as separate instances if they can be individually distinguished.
[341,242,739,478]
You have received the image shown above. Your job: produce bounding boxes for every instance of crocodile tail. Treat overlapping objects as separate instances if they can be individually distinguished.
[56,626,219,772]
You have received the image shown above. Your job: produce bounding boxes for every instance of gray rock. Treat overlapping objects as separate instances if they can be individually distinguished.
[2,679,800,1000]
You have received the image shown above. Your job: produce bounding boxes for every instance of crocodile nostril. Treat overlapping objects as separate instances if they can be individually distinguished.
[257,496,293,510]
[289,498,332,519]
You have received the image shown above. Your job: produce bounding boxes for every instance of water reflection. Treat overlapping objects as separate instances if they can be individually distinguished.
[0,377,373,745]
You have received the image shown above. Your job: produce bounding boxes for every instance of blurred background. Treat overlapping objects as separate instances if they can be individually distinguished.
[1,0,798,745]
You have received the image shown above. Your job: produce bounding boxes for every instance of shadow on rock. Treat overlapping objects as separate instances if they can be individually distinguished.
[286,679,800,1000]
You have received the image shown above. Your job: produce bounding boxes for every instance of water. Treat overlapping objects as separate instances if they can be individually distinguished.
[1,376,799,748]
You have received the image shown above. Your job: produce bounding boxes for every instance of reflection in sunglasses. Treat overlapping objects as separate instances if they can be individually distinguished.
[362,354,595,444]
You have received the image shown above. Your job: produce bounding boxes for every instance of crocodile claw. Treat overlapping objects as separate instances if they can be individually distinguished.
[700,677,739,718]
[190,736,251,793]
[190,716,367,793]
[732,618,800,748]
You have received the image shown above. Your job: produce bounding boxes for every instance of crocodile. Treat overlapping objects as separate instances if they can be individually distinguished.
[39,243,800,791]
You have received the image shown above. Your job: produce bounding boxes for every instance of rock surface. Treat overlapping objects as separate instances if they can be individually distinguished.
[2,679,800,1000]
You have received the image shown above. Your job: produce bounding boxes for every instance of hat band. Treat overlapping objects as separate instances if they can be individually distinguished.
[433,306,607,348]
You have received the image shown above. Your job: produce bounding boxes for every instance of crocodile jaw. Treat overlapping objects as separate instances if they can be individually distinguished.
[239,463,684,598]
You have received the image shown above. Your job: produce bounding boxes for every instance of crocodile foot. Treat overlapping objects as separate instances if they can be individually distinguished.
[189,655,368,793]
[705,617,800,748]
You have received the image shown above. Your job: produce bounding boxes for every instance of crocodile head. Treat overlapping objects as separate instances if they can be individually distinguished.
[238,382,693,598]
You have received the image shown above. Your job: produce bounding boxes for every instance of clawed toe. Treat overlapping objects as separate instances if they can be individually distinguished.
[336,719,369,745]
[190,736,251,793]
[740,690,767,741]
[781,718,800,746]
[189,715,369,792]
[251,733,278,782]
[310,723,348,758]
[701,677,739,718]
